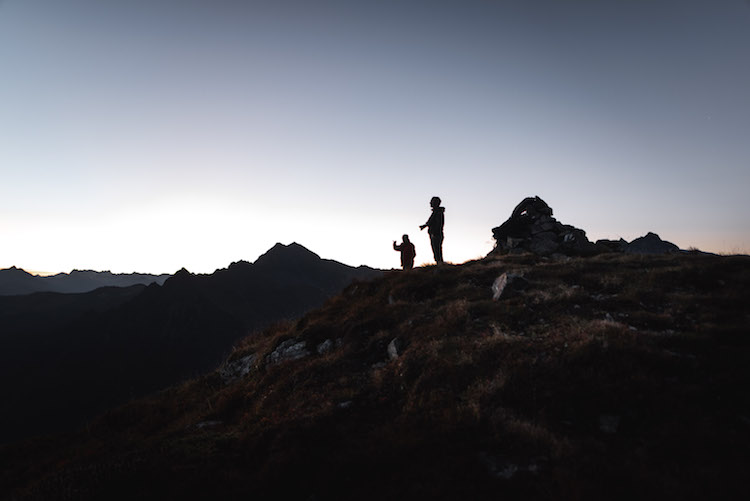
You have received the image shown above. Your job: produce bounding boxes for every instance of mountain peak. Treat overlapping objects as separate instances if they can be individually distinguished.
[1,266,29,275]
[228,260,252,270]
[0,267,35,295]
[173,267,193,278]
[162,267,194,288]
[254,242,321,268]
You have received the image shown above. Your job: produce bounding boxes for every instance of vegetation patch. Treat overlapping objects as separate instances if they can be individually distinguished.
[3,253,749,500]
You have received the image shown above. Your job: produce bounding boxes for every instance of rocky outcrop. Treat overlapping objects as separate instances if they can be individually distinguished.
[266,338,311,365]
[595,233,680,254]
[624,232,680,254]
[219,354,257,383]
[593,238,629,253]
[316,339,334,355]
[491,196,596,256]
[491,197,682,257]
[387,337,403,360]
[491,272,528,300]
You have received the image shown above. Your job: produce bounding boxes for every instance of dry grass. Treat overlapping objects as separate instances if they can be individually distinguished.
[3,252,750,500]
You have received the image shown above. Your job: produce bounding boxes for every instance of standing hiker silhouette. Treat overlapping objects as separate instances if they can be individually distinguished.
[420,196,445,264]
[393,234,416,270]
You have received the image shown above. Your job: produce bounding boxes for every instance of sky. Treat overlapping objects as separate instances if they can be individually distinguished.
[1,0,749,274]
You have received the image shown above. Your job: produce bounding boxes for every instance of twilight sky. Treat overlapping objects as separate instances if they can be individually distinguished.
[1,0,749,274]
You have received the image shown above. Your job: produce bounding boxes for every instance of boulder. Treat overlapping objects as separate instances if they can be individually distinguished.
[266,338,310,365]
[560,228,597,254]
[316,339,334,355]
[219,353,256,383]
[490,197,682,257]
[387,337,403,360]
[492,272,528,300]
[528,231,559,255]
[625,232,680,254]
[595,239,629,253]
[491,197,595,257]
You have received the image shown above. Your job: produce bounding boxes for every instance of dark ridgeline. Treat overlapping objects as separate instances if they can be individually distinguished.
[0,267,171,296]
[0,243,380,445]
[3,250,748,501]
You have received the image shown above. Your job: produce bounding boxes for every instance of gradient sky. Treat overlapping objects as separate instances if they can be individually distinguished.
[2,0,749,274]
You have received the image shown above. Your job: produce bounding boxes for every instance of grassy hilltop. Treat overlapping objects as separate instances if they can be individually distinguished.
[3,252,750,500]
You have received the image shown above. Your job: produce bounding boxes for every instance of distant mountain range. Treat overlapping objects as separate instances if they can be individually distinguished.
[0,267,171,296]
[0,243,380,444]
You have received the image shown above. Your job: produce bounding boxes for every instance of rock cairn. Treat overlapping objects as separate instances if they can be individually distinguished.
[491,196,596,256]
[491,196,681,257]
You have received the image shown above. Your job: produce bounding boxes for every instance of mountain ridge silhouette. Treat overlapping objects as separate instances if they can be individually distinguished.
[0,267,170,296]
[0,242,381,445]
[3,250,748,500]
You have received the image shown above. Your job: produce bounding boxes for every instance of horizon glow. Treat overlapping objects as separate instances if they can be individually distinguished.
[2,0,749,275]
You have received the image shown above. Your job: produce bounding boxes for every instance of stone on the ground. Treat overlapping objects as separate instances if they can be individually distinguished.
[492,272,528,300]
[267,339,310,365]
[219,353,256,383]
[317,339,334,355]
[388,337,403,360]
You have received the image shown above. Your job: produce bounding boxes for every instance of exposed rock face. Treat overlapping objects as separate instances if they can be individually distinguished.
[595,233,680,254]
[491,197,682,257]
[219,354,257,384]
[625,232,680,254]
[491,272,528,300]
[266,338,310,365]
[491,197,596,256]
[387,337,403,360]
[594,238,629,253]
[316,339,334,355]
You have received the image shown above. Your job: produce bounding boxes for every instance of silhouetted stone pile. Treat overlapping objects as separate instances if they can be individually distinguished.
[491,196,681,257]
[491,196,596,256]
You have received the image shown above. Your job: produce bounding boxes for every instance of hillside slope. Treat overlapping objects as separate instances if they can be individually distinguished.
[0,243,380,445]
[3,252,749,500]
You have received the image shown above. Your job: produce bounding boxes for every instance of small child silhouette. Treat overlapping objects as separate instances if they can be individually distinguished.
[393,235,416,270]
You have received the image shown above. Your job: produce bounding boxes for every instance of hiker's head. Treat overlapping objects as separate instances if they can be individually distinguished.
[403,234,410,242]
[430,196,441,208]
